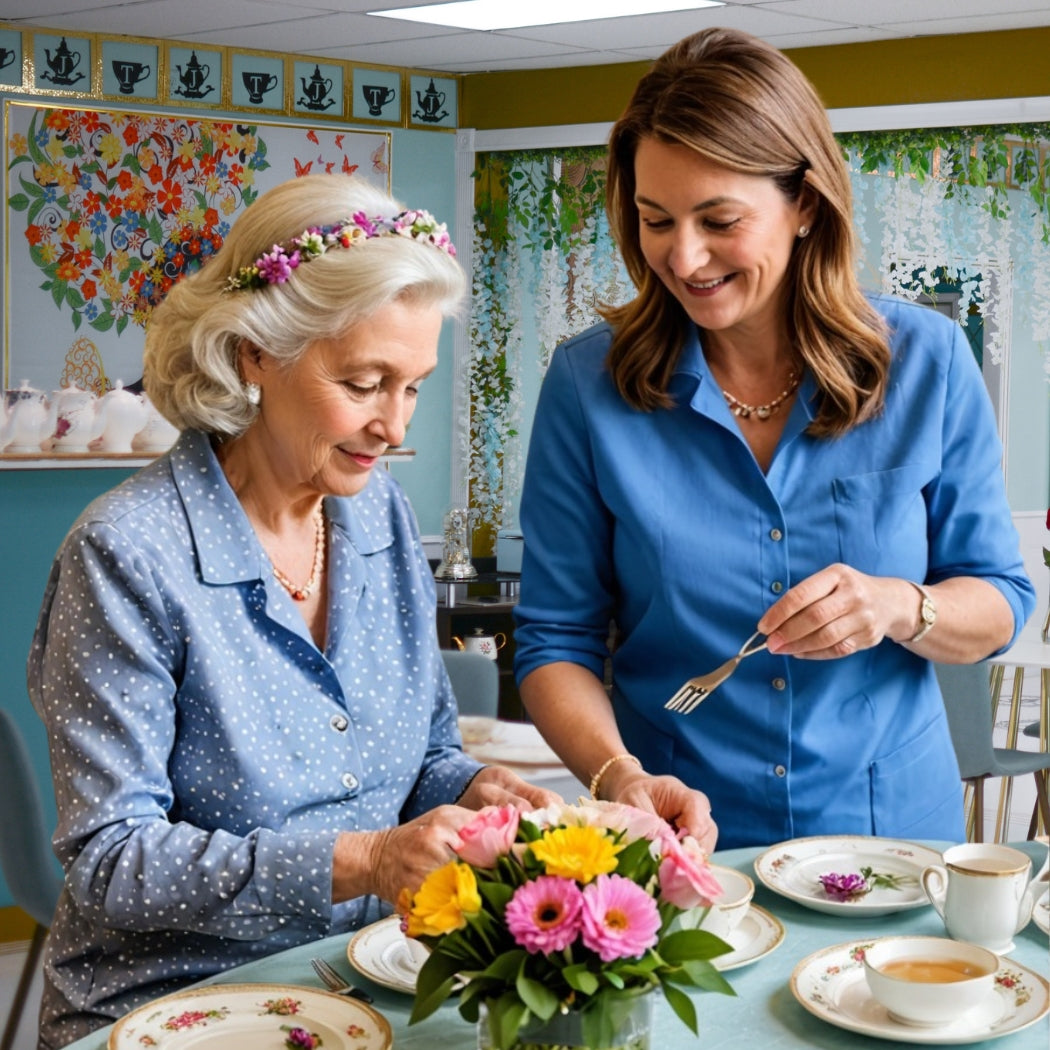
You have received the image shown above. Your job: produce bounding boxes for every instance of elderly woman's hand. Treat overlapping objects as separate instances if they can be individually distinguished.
[457,764,563,811]
[332,768,561,905]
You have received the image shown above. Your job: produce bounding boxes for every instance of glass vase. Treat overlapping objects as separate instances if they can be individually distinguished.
[476,993,653,1050]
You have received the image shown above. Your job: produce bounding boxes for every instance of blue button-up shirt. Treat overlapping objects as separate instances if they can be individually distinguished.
[514,295,1035,849]
[28,429,479,1048]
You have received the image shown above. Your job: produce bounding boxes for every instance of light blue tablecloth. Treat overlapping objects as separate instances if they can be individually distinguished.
[62,840,1049,1050]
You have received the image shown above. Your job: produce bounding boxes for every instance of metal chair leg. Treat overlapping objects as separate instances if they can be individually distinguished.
[0,922,47,1050]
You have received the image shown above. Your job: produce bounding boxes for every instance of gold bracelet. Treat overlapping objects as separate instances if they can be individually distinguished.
[589,753,642,800]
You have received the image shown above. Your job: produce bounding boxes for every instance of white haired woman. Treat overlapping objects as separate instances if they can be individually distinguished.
[28,173,556,1048]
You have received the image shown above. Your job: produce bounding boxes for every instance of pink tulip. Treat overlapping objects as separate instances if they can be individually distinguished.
[454,804,520,868]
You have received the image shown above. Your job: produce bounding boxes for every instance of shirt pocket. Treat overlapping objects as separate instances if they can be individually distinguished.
[832,464,934,575]
[870,714,962,837]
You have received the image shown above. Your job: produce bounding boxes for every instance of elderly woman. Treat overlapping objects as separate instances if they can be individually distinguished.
[513,28,1035,851]
[28,173,555,1048]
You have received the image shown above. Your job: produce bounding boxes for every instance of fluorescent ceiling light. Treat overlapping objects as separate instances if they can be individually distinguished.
[372,1,724,32]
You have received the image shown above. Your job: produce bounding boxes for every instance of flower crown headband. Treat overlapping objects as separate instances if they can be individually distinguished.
[223,208,456,292]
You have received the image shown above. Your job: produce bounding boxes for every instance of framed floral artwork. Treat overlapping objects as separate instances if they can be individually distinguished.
[2,102,392,457]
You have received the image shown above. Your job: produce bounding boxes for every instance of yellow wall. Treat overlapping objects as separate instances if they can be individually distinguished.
[461,27,1050,129]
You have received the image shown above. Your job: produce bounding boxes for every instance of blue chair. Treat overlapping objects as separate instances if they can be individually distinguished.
[0,706,63,1050]
[935,663,1050,843]
[441,649,500,718]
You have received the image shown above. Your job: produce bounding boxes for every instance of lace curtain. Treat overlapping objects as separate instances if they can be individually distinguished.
[468,128,1050,543]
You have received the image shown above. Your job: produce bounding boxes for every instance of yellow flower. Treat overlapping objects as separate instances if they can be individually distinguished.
[530,825,623,884]
[404,861,481,937]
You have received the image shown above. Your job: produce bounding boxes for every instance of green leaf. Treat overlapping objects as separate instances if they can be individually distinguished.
[562,962,599,995]
[660,980,699,1034]
[409,949,463,1024]
[515,973,558,1020]
[8,193,29,212]
[659,927,733,963]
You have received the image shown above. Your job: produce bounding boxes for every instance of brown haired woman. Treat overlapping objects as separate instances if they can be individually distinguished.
[512,28,1035,851]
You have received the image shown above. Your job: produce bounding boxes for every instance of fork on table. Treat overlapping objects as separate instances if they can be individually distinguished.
[664,630,768,715]
[310,956,374,1003]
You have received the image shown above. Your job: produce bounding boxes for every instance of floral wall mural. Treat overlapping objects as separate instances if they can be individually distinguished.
[4,102,390,400]
[468,126,1050,549]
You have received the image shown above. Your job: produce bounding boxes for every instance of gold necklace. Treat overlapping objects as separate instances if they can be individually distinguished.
[272,507,325,601]
[722,369,801,421]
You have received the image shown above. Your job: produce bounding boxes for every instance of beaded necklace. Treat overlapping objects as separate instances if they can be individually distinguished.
[272,507,325,601]
[722,369,801,421]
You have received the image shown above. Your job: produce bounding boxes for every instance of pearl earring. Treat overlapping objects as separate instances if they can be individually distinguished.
[245,382,261,406]
[797,225,810,238]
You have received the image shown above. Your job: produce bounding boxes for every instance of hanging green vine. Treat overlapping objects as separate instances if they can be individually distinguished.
[838,123,1050,240]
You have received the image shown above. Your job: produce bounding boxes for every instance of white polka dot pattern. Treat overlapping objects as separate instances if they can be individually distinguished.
[26,429,479,1048]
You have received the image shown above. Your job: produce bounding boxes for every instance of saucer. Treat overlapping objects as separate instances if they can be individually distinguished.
[347,915,426,994]
[712,903,785,971]
[754,835,941,916]
[790,940,1050,1044]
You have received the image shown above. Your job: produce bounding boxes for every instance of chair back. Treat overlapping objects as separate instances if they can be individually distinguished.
[933,662,998,781]
[441,649,500,718]
[0,706,63,927]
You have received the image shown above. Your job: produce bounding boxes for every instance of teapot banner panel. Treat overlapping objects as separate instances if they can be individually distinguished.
[3,101,391,460]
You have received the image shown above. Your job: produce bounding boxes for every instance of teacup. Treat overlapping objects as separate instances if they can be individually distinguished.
[863,935,997,1027]
[698,865,754,941]
[921,843,1038,953]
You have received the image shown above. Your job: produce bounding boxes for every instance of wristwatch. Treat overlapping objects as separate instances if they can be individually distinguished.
[907,582,937,643]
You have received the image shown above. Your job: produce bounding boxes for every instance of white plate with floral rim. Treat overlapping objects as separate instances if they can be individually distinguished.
[754,835,943,916]
[108,983,392,1050]
[712,903,786,972]
[348,915,427,994]
[790,939,1050,1044]
[460,718,561,767]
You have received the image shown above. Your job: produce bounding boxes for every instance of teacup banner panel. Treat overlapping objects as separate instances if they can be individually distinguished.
[165,45,223,106]
[32,31,95,96]
[0,27,24,90]
[352,67,402,125]
[231,50,285,113]
[292,59,344,119]
[101,38,159,101]
[409,74,455,129]
[2,101,392,463]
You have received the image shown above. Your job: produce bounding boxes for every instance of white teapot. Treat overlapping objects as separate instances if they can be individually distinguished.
[1,381,55,453]
[133,395,180,453]
[452,628,507,661]
[51,384,98,452]
[92,380,149,453]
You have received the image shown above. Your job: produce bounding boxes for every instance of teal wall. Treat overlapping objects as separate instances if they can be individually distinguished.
[0,103,460,909]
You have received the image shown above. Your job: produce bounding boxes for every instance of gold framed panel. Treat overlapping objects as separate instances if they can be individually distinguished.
[100,35,161,103]
[164,43,226,108]
[349,65,404,127]
[289,57,345,121]
[0,25,27,93]
[31,30,99,97]
[229,47,287,116]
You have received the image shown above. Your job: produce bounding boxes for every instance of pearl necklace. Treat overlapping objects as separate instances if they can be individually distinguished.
[272,507,325,601]
[722,369,801,421]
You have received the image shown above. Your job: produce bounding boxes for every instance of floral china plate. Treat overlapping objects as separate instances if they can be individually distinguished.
[712,903,785,972]
[790,940,1050,1044]
[108,983,392,1049]
[348,902,784,992]
[754,835,942,916]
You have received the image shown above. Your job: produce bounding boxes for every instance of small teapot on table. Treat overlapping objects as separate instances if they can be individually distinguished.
[452,628,507,660]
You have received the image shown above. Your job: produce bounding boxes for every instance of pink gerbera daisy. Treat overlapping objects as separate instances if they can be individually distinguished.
[580,874,661,962]
[505,875,584,954]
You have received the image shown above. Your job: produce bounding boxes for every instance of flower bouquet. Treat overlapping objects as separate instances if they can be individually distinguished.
[400,800,735,1050]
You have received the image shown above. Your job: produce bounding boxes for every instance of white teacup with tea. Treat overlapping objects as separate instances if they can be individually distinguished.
[921,843,1040,953]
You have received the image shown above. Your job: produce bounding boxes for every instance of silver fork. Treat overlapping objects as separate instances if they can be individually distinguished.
[310,956,374,1003]
[664,631,768,715]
